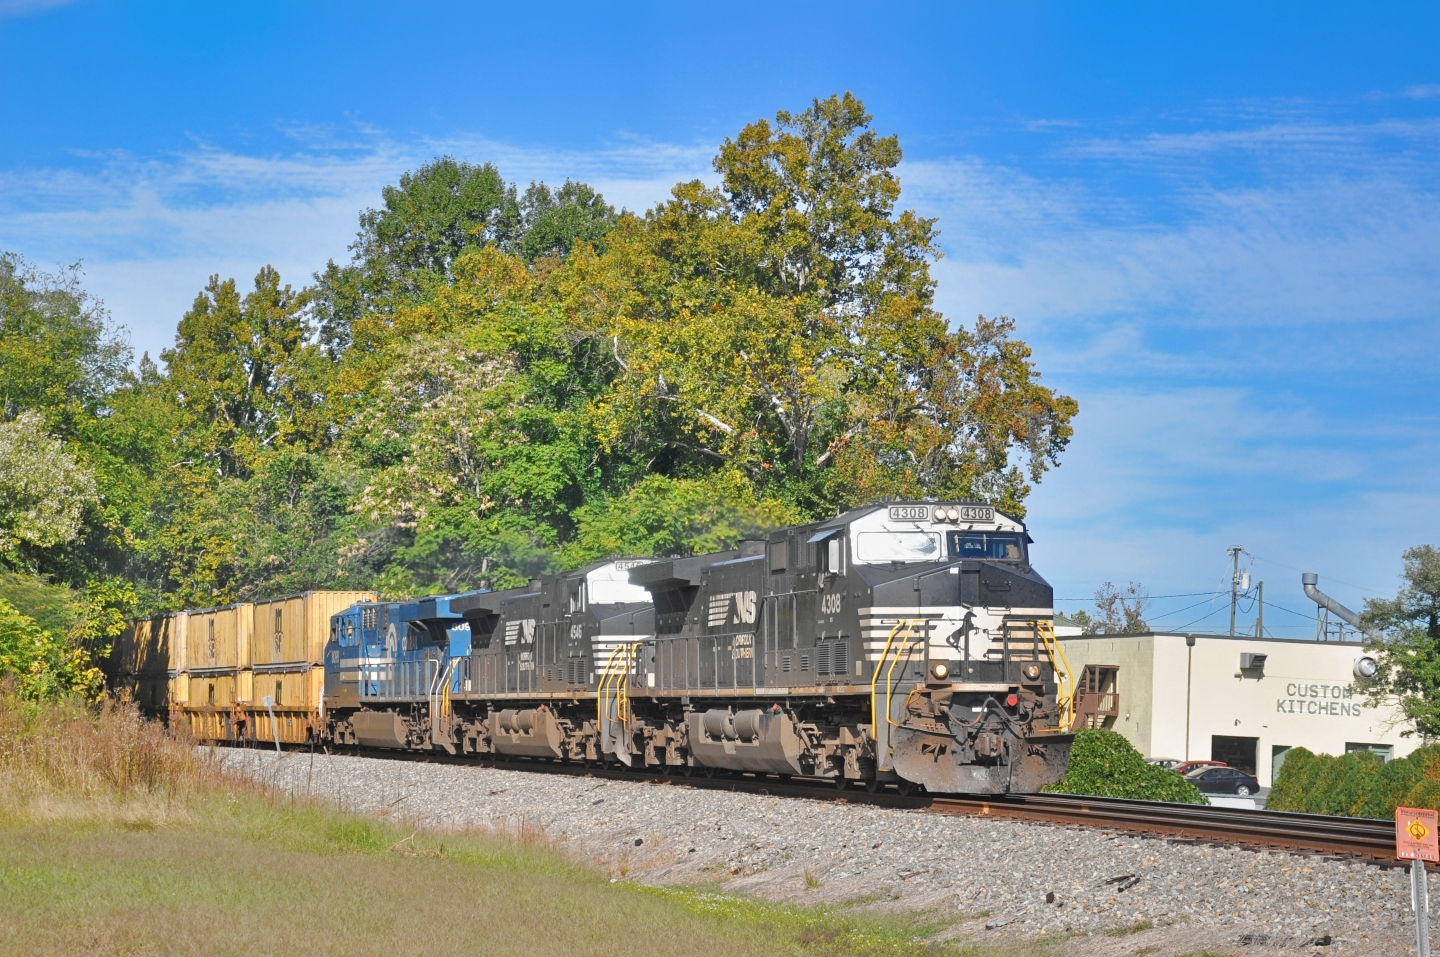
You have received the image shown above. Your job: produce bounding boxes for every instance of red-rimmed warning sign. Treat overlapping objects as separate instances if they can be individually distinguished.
[1397,806,1439,862]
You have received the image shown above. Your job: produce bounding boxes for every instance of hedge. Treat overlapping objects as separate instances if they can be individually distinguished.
[1043,728,1206,804]
[1266,744,1440,818]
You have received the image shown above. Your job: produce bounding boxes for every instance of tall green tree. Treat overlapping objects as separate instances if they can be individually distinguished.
[0,254,130,436]
[313,158,617,355]
[162,266,318,477]
[1364,545,1440,737]
[558,93,1076,517]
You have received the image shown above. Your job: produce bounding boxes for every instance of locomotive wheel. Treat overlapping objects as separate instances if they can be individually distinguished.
[896,780,918,797]
[864,777,882,794]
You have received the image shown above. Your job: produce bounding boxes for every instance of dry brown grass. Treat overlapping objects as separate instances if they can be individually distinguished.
[0,686,255,827]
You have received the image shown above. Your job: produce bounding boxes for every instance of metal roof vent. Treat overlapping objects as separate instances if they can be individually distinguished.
[1240,652,1267,673]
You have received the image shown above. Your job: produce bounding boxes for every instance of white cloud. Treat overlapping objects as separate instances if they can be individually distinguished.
[0,0,73,17]
[0,130,713,358]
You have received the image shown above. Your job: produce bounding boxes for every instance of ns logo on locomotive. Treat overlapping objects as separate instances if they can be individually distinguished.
[212,503,1077,794]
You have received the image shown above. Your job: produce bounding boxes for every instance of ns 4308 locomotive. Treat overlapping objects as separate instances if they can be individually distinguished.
[320,501,1076,794]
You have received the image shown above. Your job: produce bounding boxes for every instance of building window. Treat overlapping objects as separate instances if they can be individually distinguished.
[1345,742,1393,762]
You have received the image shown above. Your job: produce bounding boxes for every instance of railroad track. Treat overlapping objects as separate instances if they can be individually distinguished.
[243,743,1402,866]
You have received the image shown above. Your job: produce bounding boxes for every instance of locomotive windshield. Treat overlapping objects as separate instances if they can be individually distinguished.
[855,531,943,563]
[948,532,1024,562]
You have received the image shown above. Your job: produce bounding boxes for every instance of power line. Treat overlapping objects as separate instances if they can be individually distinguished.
[1142,595,1231,622]
[1055,591,1226,602]
[1249,554,1386,596]
[1173,604,1231,632]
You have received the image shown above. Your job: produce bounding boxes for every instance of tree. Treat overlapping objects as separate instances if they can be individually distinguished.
[1363,545,1440,737]
[0,412,99,565]
[518,180,618,263]
[0,253,130,436]
[161,266,318,477]
[1083,582,1150,634]
[312,159,616,354]
[558,93,1076,517]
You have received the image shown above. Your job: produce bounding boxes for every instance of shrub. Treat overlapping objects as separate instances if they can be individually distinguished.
[1265,747,1319,812]
[1268,744,1440,818]
[1043,728,1206,803]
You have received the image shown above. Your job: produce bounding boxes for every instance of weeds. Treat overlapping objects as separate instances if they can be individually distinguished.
[805,867,823,889]
[1105,920,1155,937]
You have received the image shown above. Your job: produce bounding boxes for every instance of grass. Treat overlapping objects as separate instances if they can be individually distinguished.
[1104,919,1156,937]
[0,690,1056,957]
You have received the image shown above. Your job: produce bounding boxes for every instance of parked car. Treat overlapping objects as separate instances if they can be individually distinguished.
[1147,757,1184,770]
[1174,760,1226,776]
[1184,765,1261,796]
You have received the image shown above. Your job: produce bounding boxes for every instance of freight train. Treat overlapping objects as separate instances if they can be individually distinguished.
[109,501,1075,794]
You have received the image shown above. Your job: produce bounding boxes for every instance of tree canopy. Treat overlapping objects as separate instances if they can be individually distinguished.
[0,94,1079,677]
[1364,545,1440,737]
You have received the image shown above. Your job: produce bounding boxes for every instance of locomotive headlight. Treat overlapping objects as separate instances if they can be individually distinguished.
[1022,664,1042,681]
[945,507,959,521]
[931,662,949,679]
[933,506,948,522]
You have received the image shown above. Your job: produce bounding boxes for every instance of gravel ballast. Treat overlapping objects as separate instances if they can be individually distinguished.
[220,749,1422,955]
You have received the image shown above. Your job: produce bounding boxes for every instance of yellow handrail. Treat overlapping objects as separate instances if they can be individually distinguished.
[597,642,640,731]
[870,619,920,769]
[1032,619,1074,731]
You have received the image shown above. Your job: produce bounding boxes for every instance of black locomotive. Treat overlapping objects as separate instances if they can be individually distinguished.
[322,501,1073,794]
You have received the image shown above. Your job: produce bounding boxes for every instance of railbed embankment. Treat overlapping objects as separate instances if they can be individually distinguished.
[221,748,1420,955]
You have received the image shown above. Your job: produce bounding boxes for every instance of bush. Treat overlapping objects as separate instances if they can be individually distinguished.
[1043,728,1206,803]
[1267,744,1440,818]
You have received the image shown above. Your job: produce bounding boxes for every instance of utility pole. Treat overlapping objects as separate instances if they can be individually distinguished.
[1229,546,1243,637]
[1254,581,1264,638]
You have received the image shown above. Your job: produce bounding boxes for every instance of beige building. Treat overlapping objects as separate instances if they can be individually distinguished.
[1057,632,1421,787]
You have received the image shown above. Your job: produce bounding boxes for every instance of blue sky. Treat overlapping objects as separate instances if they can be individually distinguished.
[3,1,1437,633]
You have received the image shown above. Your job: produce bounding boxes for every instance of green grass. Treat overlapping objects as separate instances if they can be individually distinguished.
[0,693,1062,957]
[2,788,1014,957]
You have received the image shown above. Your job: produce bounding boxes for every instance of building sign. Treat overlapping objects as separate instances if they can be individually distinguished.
[1276,681,1364,716]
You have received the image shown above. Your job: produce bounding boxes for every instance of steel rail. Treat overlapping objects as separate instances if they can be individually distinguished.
[235,741,1402,866]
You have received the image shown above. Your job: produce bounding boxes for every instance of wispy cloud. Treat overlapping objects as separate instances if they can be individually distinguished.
[0,0,73,18]
[0,126,713,357]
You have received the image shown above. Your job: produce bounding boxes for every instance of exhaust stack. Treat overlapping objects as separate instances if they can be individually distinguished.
[1302,572,1379,640]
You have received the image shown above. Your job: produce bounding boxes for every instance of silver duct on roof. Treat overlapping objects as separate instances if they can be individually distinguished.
[1302,572,1380,641]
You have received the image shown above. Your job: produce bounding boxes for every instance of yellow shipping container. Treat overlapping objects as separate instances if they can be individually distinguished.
[249,591,373,668]
[251,669,318,710]
[169,673,189,708]
[111,614,181,679]
[188,673,237,709]
[185,604,251,671]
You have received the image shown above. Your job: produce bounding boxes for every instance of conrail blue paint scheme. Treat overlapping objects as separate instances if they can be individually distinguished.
[324,592,484,751]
